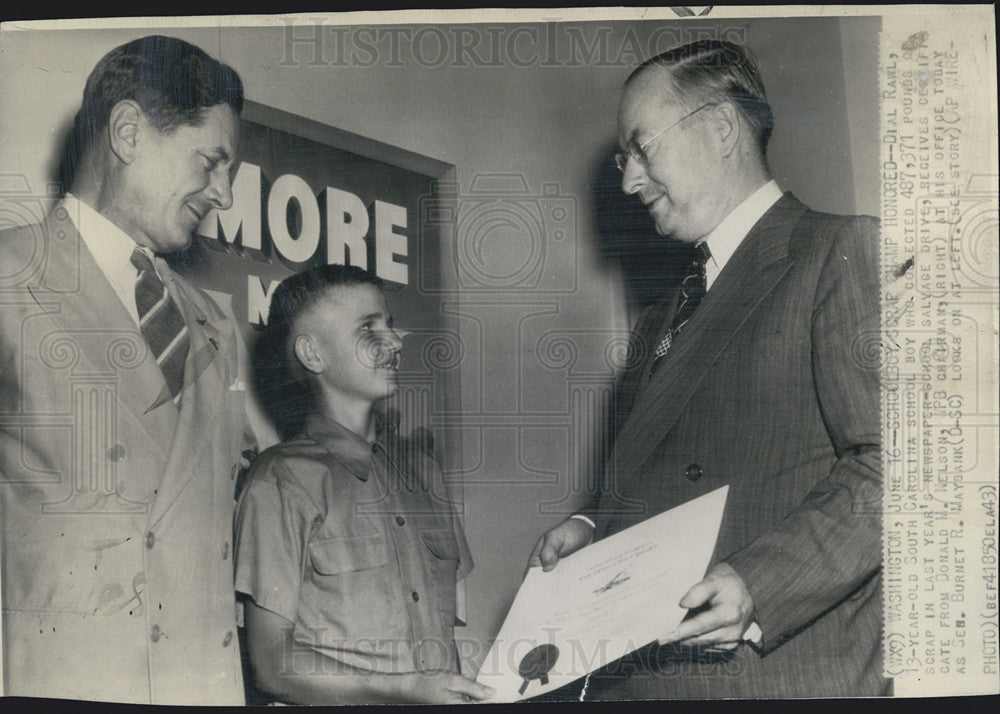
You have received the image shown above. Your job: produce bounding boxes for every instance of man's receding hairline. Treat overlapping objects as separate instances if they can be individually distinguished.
[622,64,688,115]
[625,60,672,90]
[628,57,661,79]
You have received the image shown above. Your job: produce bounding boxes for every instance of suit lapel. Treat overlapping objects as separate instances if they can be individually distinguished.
[146,265,231,529]
[611,194,808,488]
[30,215,176,462]
[615,292,680,430]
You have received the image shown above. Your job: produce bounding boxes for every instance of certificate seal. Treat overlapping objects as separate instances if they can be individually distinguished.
[517,643,559,695]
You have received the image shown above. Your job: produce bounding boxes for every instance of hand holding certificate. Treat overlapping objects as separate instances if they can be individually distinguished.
[476,486,729,702]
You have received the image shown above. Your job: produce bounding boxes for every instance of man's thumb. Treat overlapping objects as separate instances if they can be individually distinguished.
[678,579,712,609]
[539,540,560,569]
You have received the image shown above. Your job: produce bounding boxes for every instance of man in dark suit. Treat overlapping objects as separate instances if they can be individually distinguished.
[1,36,254,703]
[528,40,889,698]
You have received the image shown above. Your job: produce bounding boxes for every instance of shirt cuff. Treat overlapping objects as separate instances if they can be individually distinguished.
[569,514,596,530]
[743,621,763,645]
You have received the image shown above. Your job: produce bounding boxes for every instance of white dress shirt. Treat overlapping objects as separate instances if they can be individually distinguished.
[61,193,159,327]
[699,179,784,291]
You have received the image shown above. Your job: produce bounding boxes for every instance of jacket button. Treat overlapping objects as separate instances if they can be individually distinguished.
[396,516,405,526]
[145,531,156,549]
[411,591,420,602]
[222,631,233,647]
[222,542,230,560]
[107,444,126,462]
[685,464,702,481]
[150,624,162,643]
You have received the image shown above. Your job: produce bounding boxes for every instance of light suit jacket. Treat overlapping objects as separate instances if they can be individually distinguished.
[1,208,251,704]
[589,194,889,698]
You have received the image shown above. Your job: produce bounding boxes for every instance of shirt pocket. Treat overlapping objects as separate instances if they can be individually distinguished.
[309,533,389,575]
[304,532,407,646]
[420,529,459,625]
[420,528,460,562]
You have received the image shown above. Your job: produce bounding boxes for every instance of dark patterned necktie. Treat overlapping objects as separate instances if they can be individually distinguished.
[649,241,712,376]
[132,248,190,408]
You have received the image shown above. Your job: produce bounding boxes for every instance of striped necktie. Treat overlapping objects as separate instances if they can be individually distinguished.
[132,248,190,408]
[649,241,712,376]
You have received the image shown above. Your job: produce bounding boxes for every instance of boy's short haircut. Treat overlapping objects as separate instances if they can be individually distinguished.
[255,264,383,439]
[267,263,383,337]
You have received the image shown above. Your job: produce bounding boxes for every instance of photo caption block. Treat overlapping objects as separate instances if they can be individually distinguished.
[880,10,999,697]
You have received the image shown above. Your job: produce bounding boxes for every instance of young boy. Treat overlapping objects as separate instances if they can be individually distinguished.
[234,265,493,704]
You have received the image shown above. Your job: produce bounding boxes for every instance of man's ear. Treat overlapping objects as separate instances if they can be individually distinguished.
[107,100,142,165]
[713,101,742,158]
[293,334,324,375]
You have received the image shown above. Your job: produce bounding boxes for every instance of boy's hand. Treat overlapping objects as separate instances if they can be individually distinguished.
[527,517,594,574]
[403,671,495,703]
[247,601,493,704]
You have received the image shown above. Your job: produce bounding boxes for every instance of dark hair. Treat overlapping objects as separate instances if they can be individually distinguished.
[62,35,243,186]
[254,265,384,439]
[628,40,774,155]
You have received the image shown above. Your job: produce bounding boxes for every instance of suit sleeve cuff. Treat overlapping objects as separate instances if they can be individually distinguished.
[743,621,763,645]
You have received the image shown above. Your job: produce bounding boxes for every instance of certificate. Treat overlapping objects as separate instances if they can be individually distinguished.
[476,486,729,702]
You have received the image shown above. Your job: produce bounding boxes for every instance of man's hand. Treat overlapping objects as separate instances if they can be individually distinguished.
[527,517,595,573]
[658,562,755,652]
[402,671,495,704]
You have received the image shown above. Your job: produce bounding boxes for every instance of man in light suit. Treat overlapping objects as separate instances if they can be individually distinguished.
[529,40,889,697]
[1,36,253,703]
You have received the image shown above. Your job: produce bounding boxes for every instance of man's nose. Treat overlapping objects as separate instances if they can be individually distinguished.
[205,170,234,211]
[620,158,645,196]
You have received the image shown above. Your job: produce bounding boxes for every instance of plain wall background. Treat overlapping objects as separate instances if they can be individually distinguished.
[0,15,879,674]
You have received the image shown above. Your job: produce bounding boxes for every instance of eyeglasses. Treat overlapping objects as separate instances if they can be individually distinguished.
[614,103,714,173]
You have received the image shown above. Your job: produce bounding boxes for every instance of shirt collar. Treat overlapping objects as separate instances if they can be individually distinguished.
[700,179,783,276]
[304,411,391,481]
[61,193,151,284]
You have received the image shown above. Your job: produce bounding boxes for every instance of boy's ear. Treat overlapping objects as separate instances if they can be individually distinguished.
[293,334,324,374]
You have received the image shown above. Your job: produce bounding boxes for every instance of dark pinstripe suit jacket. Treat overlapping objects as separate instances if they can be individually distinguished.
[588,194,890,698]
